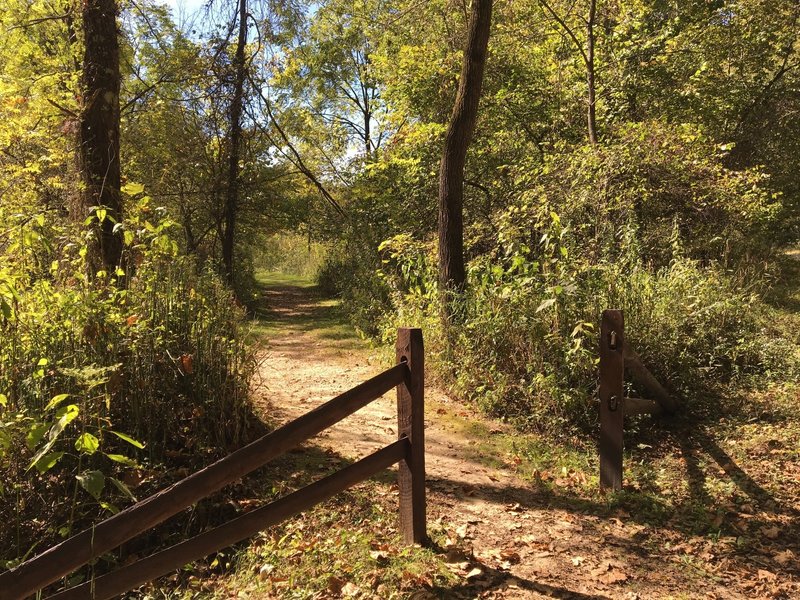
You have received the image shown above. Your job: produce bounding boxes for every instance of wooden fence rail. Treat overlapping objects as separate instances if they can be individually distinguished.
[599,310,677,491]
[0,328,425,600]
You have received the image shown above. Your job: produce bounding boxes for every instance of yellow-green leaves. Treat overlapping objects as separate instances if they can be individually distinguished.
[27,404,79,472]
[44,393,70,411]
[121,182,145,196]
[75,432,100,455]
[109,430,145,449]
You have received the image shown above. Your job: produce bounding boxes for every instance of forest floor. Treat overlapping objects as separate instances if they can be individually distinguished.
[209,272,800,600]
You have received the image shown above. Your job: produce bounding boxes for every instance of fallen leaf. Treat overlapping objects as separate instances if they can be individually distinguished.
[760,526,780,539]
[369,550,389,563]
[258,564,274,580]
[500,548,521,564]
[592,563,628,585]
[465,567,484,580]
[774,549,795,565]
[328,576,345,594]
[572,556,585,566]
[758,569,777,581]
[598,568,628,585]
[342,582,360,596]
[444,547,468,563]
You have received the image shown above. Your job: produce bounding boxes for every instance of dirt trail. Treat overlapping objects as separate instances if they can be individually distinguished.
[252,282,784,600]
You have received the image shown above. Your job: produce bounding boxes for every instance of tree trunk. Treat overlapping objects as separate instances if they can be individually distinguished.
[223,0,248,284]
[80,0,123,273]
[438,0,493,292]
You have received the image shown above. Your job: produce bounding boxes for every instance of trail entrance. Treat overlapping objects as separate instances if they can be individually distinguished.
[253,277,785,599]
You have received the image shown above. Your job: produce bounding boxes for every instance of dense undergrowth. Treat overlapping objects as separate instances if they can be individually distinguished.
[0,202,256,570]
[319,123,800,435]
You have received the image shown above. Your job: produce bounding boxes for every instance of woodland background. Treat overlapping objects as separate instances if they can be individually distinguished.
[1,0,799,594]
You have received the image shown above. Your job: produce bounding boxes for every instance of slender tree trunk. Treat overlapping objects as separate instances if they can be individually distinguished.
[364,104,372,159]
[586,0,597,145]
[539,0,598,145]
[223,0,247,284]
[438,0,493,292]
[79,0,123,273]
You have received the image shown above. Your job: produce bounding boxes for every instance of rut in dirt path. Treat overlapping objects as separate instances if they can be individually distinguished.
[249,279,763,600]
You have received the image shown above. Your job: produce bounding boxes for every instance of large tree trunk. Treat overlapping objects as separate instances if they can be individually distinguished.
[80,0,123,273]
[438,0,493,292]
[223,0,247,284]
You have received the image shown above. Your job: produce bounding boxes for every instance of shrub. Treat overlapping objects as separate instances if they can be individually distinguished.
[0,209,256,568]
[361,124,796,435]
[378,234,796,435]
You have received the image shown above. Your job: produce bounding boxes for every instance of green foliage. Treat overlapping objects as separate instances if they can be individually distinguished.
[255,232,327,279]
[511,122,780,268]
[332,124,798,435]
[0,205,255,566]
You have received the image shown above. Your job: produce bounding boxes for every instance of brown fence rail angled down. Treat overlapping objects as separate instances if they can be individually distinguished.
[0,328,426,600]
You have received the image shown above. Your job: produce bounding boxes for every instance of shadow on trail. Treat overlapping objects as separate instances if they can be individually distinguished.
[253,284,348,332]
[680,427,783,511]
[428,420,800,583]
[425,551,612,600]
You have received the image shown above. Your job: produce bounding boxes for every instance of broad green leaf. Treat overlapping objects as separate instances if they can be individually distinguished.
[54,404,80,424]
[27,405,79,471]
[75,432,100,455]
[76,470,105,499]
[105,453,138,467]
[0,393,6,407]
[110,477,137,502]
[109,430,144,449]
[121,182,145,196]
[26,422,48,450]
[100,501,119,514]
[44,393,70,411]
[32,451,65,474]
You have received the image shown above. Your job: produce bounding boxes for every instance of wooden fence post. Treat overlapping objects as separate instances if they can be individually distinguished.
[599,310,625,491]
[396,328,426,544]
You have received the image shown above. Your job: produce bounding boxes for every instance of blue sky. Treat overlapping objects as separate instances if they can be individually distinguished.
[162,0,208,19]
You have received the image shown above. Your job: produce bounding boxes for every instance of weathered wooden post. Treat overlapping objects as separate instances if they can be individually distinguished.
[396,327,426,544]
[599,310,625,491]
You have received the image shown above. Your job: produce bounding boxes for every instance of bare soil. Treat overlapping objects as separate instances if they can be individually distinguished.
[252,282,800,600]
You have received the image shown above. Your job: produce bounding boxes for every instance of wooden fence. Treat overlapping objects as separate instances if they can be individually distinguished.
[599,310,678,490]
[0,328,426,600]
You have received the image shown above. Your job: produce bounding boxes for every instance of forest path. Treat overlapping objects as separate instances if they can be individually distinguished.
[249,274,768,600]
